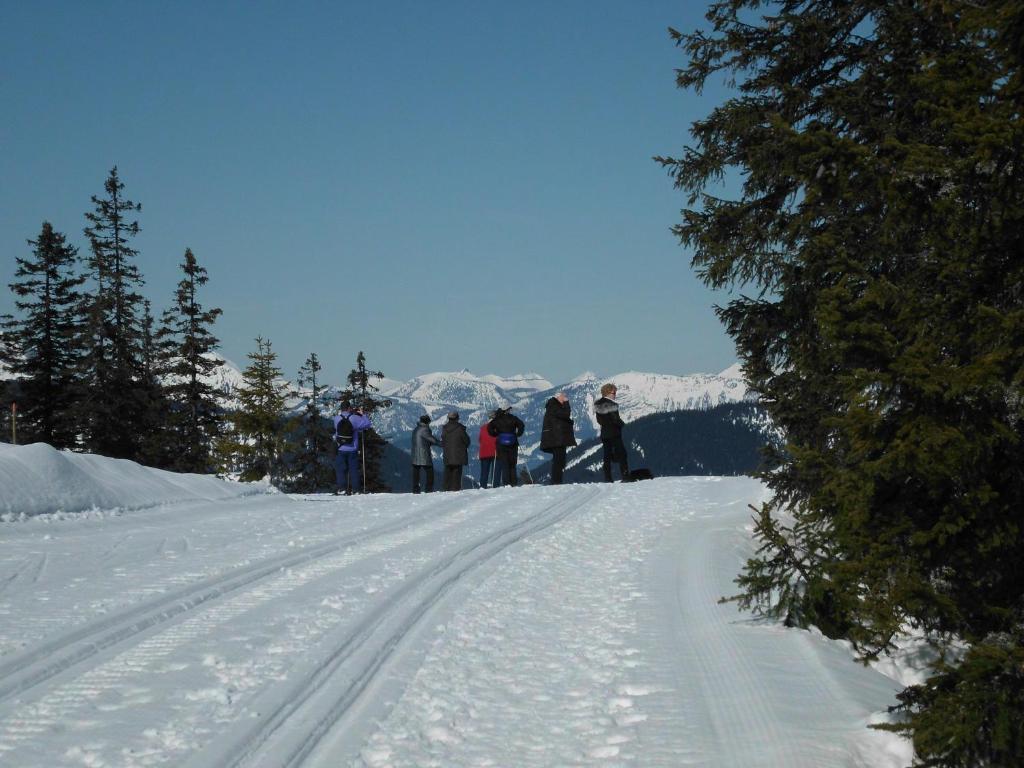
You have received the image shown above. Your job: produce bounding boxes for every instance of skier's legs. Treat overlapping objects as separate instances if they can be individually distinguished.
[601,439,615,482]
[479,457,493,488]
[550,446,566,485]
[507,447,519,487]
[613,436,629,481]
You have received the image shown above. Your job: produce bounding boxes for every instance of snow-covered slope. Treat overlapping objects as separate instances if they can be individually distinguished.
[0,454,913,767]
[0,443,267,520]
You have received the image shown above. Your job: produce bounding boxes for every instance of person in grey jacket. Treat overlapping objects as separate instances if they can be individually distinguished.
[440,411,471,491]
[410,414,440,493]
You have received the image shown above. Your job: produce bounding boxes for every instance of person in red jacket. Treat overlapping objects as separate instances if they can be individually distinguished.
[478,411,497,488]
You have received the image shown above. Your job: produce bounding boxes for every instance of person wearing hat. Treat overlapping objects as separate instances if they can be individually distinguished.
[478,411,498,488]
[410,414,440,493]
[487,406,526,487]
[441,411,471,491]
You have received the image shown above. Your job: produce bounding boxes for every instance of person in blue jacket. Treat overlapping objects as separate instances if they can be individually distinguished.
[334,402,372,495]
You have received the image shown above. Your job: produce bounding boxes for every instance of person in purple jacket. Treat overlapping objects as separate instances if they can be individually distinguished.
[333,401,372,495]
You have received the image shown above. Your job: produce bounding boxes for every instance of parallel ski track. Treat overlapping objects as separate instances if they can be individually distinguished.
[0,496,466,705]
[185,485,602,768]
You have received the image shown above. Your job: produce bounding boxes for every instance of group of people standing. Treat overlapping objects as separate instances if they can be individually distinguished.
[410,406,528,493]
[330,384,631,496]
[407,382,630,493]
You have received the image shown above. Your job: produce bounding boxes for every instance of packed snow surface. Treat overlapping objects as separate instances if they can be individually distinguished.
[0,445,912,767]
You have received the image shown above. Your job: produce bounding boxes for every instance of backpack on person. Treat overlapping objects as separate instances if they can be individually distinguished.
[335,415,355,447]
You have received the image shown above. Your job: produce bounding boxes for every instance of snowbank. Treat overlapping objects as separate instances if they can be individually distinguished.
[0,443,268,520]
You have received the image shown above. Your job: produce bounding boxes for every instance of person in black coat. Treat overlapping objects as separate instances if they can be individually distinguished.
[410,414,440,493]
[440,411,471,491]
[487,407,525,487]
[540,392,577,485]
[594,382,629,482]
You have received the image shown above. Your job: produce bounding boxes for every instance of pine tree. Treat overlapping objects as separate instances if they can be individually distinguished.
[660,3,1024,765]
[288,352,334,492]
[225,337,289,483]
[1,222,83,448]
[154,249,225,473]
[338,351,393,493]
[76,167,149,460]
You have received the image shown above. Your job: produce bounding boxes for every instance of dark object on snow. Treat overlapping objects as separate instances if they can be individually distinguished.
[629,468,655,481]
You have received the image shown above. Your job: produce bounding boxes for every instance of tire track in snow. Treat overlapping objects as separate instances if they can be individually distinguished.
[0,493,523,760]
[0,495,467,706]
[0,553,47,596]
[181,486,602,768]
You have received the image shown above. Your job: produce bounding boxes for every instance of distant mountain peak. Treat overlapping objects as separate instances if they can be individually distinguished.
[718,362,744,379]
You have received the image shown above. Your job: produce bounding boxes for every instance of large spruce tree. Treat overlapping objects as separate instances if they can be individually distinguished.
[155,248,225,473]
[660,3,1023,765]
[339,351,392,493]
[77,167,149,460]
[1,222,83,448]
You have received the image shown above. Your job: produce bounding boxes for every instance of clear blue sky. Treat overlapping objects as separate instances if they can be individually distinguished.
[1,1,740,386]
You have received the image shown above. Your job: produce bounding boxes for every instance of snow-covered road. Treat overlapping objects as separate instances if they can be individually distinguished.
[0,468,910,767]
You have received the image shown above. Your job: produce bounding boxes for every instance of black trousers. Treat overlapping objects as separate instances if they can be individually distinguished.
[496,444,518,486]
[444,464,464,491]
[412,464,434,493]
[601,436,629,482]
[549,446,567,485]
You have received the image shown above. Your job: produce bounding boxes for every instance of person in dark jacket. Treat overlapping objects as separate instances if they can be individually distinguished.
[410,414,440,493]
[594,383,629,482]
[440,411,471,491]
[540,392,577,485]
[487,406,525,487]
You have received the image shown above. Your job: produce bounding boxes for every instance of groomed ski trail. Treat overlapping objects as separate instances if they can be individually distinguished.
[0,478,912,767]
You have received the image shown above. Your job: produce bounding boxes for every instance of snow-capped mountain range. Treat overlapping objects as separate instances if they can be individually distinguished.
[2,355,752,466]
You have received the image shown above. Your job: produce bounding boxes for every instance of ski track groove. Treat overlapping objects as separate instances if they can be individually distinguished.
[0,494,520,760]
[183,485,602,768]
[0,495,470,708]
[682,525,795,766]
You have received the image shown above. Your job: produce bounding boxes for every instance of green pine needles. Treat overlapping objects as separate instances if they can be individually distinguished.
[660,2,1023,765]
